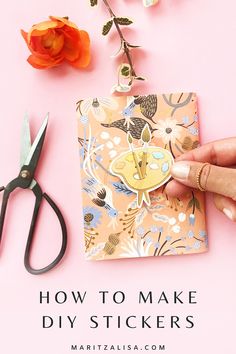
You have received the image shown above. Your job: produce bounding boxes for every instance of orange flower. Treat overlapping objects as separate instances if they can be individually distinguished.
[21,16,91,69]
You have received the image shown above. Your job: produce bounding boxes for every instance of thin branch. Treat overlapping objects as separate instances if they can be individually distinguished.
[102,0,138,78]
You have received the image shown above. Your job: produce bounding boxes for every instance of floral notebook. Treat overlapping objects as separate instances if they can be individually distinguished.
[77,93,208,260]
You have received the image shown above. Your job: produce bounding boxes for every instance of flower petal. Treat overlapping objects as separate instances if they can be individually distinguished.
[27,54,63,69]
[49,16,78,30]
[29,19,63,38]
[21,29,28,43]
[50,32,64,56]
[21,30,50,59]
[30,35,49,55]
[22,17,90,70]
[60,26,81,61]
[68,30,91,68]
[41,30,64,56]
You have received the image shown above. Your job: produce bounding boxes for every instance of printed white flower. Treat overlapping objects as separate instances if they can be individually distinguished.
[109,150,117,159]
[120,238,152,258]
[113,137,121,145]
[81,97,118,122]
[168,217,176,226]
[154,118,181,144]
[100,131,110,140]
[178,212,186,222]
[172,225,181,234]
[106,141,114,149]
[101,134,121,159]
[193,241,201,250]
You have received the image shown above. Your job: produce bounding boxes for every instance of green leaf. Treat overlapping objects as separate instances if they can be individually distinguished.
[121,65,130,77]
[135,76,145,81]
[116,17,133,26]
[128,79,133,86]
[90,0,98,6]
[102,20,113,35]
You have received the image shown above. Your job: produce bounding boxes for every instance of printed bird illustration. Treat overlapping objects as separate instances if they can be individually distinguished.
[134,95,158,121]
[122,95,158,120]
[122,102,135,118]
[122,98,136,129]
[101,117,153,140]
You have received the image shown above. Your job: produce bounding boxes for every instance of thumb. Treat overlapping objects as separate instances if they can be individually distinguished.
[171,161,236,200]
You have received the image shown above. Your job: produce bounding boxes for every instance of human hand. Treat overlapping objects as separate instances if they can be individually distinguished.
[165,137,236,222]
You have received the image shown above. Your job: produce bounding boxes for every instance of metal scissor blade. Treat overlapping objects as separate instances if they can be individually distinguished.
[24,114,49,174]
[20,113,32,168]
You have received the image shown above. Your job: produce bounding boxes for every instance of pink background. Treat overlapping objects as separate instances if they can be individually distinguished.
[0,0,236,353]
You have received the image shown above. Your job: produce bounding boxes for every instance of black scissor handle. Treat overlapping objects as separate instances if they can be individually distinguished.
[0,179,20,245]
[24,183,67,275]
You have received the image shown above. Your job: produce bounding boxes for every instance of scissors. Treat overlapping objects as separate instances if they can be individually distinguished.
[0,114,67,275]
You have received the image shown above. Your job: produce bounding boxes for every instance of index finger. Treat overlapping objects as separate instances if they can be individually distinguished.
[176,137,236,166]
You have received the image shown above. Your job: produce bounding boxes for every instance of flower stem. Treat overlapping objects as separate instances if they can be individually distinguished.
[101,0,137,78]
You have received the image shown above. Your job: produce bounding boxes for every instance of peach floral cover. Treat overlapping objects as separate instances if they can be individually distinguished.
[77,93,208,260]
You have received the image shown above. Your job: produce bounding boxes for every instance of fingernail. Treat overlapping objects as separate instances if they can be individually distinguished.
[223,208,233,220]
[171,163,190,180]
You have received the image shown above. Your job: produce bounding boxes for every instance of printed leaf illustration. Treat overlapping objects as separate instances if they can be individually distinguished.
[140,95,158,120]
[112,182,134,195]
[116,17,133,26]
[90,0,98,6]
[85,242,105,260]
[182,136,193,151]
[182,137,199,151]
[187,199,194,210]
[186,196,201,212]
[135,208,148,226]
[194,198,201,212]
[102,20,113,35]
[192,140,199,149]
